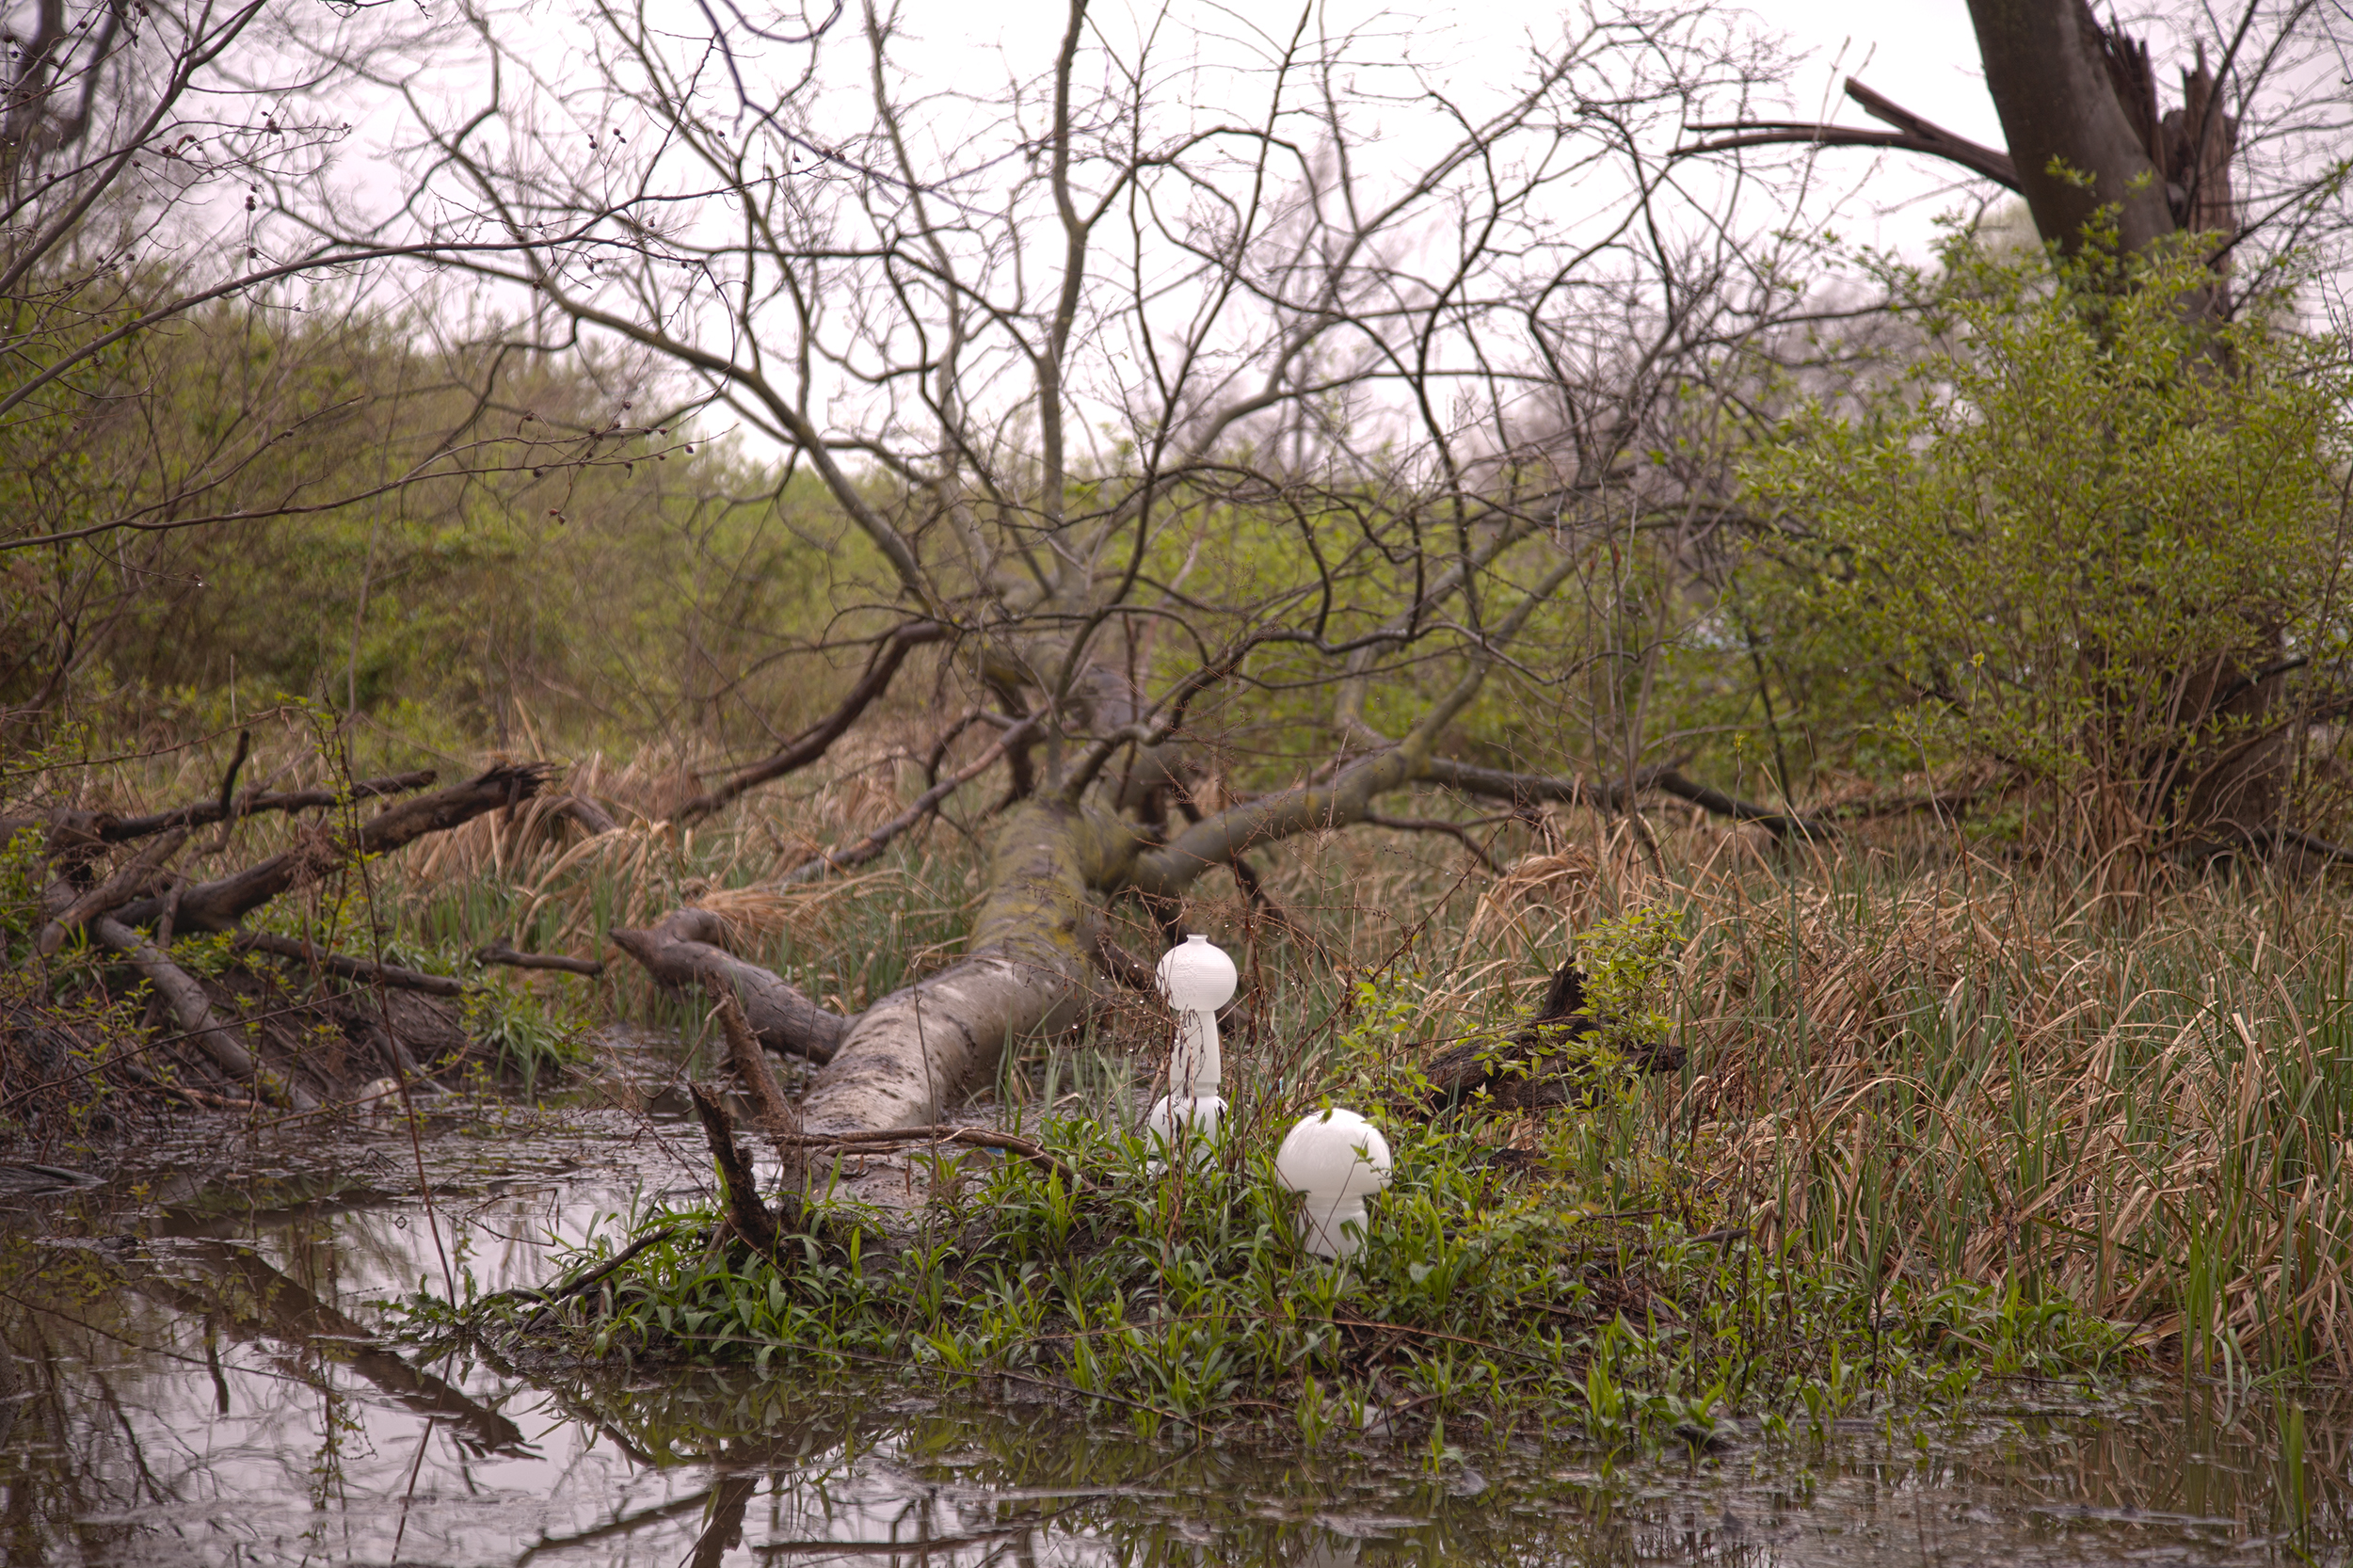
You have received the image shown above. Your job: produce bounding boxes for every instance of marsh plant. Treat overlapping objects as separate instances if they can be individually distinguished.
[409,907,2129,1450]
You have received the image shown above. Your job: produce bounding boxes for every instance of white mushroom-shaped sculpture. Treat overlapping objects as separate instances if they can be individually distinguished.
[1274,1108,1393,1260]
[1144,935,1238,1158]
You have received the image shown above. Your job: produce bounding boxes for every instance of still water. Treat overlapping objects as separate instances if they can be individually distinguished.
[2,1073,2346,1566]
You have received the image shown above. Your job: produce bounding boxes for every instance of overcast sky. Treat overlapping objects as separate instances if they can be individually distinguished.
[850,0,2020,262]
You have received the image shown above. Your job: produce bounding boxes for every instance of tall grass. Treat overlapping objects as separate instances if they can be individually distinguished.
[24,720,2353,1383]
[1667,856,2353,1380]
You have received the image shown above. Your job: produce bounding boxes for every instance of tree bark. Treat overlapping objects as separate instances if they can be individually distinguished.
[1963,0,2174,255]
[796,800,1138,1134]
[91,917,320,1109]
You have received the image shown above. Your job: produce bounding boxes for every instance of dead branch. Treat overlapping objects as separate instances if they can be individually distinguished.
[1089,929,1160,992]
[0,770,440,849]
[1678,78,2022,190]
[1418,758,1660,811]
[90,917,320,1109]
[197,729,254,853]
[712,992,799,1133]
[769,717,1039,887]
[232,933,468,997]
[1419,759,1834,840]
[34,827,190,955]
[608,906,846,1063]
[676,621,950,824]
[1651,771,1836,841]
[1361,811,1507,873]
[475,937,604,976]
[475,1224,684,1311]
[109,762,554,933]
[687,1084,782,1255]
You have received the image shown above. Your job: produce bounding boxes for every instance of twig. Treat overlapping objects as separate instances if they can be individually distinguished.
[90,916,322,1109]
[774,1125,1088,1190]
[475,936,604,977]
[677,620,950,823]
[34,827,191,955]
[200,728,252,854]
[688,1084,782,1254]
[770,718,1039,887]
[62,770,439,845]
[472,1224,683,1311]
[711,993,798,1133]
[1361,811,1507,872]
[234,933,467,997]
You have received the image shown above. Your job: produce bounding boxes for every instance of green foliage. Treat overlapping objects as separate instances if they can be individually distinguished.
[0,829,47,971]
[1570,905,1683,1060]
[4,293,869,748]
[457,983,591,1093]
[408,1046,2125,1449]
[1742,243,2351,844]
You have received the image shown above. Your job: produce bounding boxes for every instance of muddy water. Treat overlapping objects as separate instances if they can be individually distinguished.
[0,1074,2346,1565]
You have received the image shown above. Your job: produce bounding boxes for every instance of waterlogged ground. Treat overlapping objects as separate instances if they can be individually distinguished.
[0,1060,2347,1565]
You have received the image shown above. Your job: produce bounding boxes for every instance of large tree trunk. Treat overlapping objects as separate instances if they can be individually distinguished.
[795,801,1139,1134]
[1964,0,2175,256]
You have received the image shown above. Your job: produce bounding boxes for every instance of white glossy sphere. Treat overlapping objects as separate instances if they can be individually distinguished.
[1275,1108,1391,1196]
[1156,934,1238,1012]
[1274,1108,1393,1259]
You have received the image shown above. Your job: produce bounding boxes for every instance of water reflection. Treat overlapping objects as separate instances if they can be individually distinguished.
[0,1106,2345,1566]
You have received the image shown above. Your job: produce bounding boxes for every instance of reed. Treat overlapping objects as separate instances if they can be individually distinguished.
[25,724,2353,1384]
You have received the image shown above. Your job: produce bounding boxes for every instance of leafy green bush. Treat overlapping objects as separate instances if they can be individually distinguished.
[1743,243,2351,849]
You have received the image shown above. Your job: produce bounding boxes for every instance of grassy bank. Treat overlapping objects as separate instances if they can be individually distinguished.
[375,768,2353,1445]
[14,728,2353,1438]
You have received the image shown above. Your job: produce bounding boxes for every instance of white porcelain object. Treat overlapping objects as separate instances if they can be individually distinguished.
[1144,1091,1225,1156]
[1274,1108,1393,1259]
[1154,934,1237,1096]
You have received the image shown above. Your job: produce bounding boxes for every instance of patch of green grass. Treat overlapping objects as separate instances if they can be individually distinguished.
[404,1084,2127,1449]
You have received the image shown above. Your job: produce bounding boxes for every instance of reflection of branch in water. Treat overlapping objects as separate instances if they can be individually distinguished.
[753,1530,1025,1558]
[460,1331,662,1471]
[512,1481,721,1565]
[124,1242,531,1458]
[85,1362,182,1505]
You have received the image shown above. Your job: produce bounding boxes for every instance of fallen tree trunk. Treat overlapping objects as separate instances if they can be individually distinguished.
[616,693,1864,1138]
[91,917,320,1110]
[608,908,846,1064]
[796,801,1137,1134]
[111,762,555,934]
